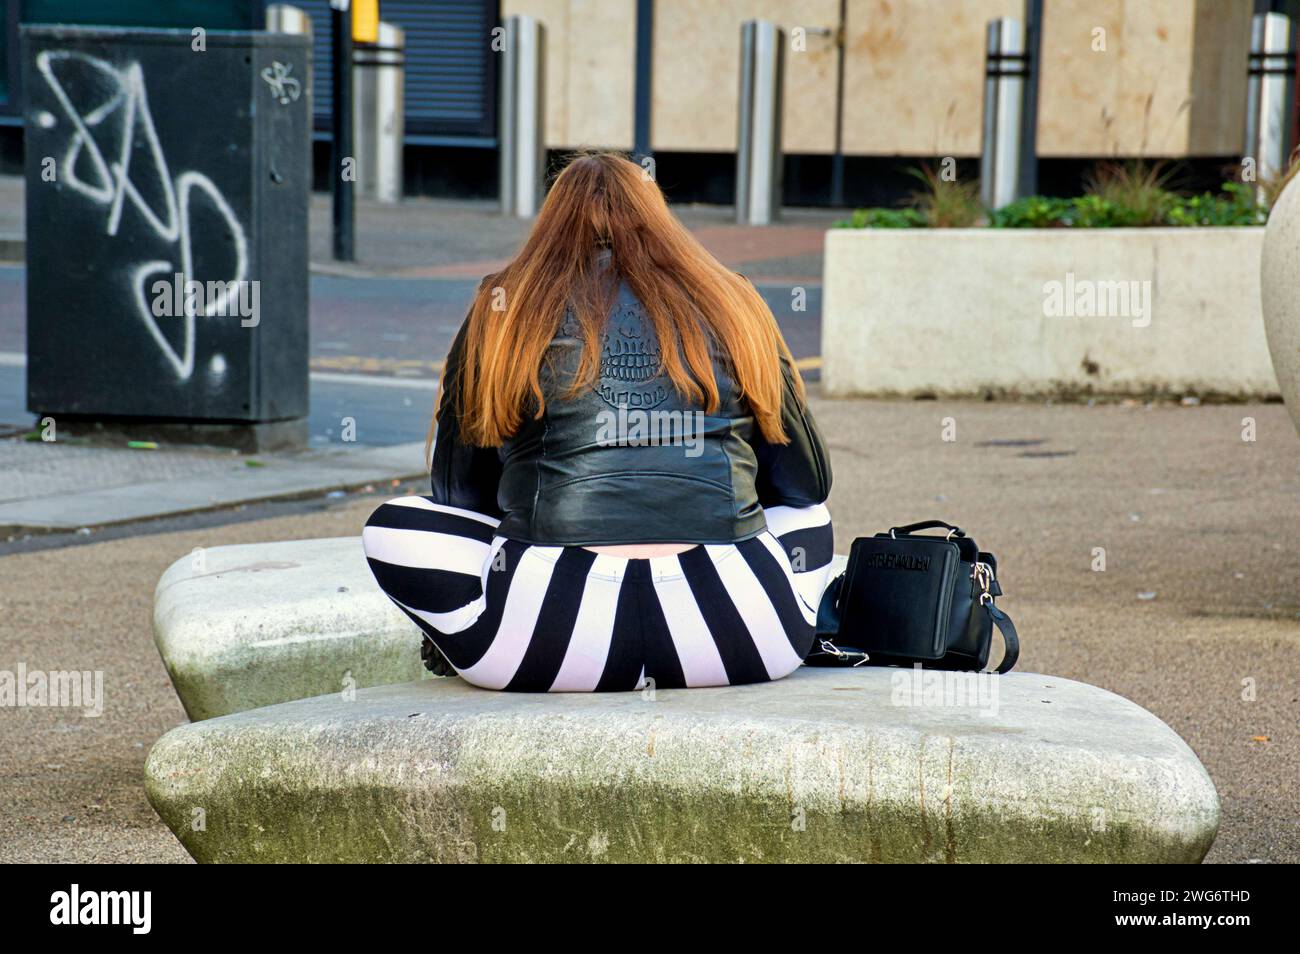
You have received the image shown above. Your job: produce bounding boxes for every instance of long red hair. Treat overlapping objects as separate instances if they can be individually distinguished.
[429,152,803,457]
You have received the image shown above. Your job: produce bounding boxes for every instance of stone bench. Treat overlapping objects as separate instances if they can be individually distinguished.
[153,536,848,720]
[145,668,1219,863]
[153,537,429,721]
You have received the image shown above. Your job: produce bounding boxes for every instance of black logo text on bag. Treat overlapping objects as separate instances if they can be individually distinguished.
[863,551,932,572]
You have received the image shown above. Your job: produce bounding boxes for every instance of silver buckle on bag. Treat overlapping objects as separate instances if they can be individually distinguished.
[817,639,870,666]
[972,561,994,606]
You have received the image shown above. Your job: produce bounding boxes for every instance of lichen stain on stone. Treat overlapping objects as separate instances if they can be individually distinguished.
[917,734,931,858]
[944,736,958,863]
[867,736,882,863]
[836,745,847,809]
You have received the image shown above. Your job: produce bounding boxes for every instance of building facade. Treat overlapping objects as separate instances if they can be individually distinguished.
[2,0,1297,202]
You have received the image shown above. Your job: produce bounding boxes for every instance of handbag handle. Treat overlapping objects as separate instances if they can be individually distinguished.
[987,604,1020,674]
[888,519,966,538]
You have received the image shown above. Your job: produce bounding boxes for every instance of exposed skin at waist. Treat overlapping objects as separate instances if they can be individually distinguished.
[583,543,698,558]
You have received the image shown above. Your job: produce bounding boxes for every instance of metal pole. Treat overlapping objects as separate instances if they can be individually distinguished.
[1016,0,1042,198]
[829,0,847,208]
[1245,11,1296,200]
[266,3,313,36]
[633,0,654,163]
[498,16,546,218]
[331,0,355,260]
[980,18,1026,210]
[353,21,406,203]
[736,20,784,225]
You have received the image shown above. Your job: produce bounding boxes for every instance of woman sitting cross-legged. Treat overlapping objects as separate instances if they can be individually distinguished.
[362,152,834,692]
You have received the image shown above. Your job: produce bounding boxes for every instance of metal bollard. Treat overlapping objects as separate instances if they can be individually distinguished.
[498,15,547,218]
[266,4,313,37]
[353,21,405,203]
[980,17,1027,211]
[1244,12,1296,200]
[736,20,784,225]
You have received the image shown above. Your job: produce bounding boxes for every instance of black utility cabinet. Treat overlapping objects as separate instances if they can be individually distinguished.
[22,26,310,439]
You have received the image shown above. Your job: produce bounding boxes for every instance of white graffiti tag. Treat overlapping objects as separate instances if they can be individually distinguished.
[34,50,248,381]
[260,61,301,105]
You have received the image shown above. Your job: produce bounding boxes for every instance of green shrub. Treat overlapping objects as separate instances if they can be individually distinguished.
[1070,194,1126,228]
[988,196,1074,228]
[839,159,1273,229]
[834,207,927,229]
[1165,182,1266,227]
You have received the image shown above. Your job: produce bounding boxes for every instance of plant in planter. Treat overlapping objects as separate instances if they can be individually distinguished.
[834,164,982,229]
[988,196,1075,228]
[1164,182,1266,227]
[839,207,928,229]
[905,165,983,228]
[839,158,1271,229]
[1081,160,1176,226]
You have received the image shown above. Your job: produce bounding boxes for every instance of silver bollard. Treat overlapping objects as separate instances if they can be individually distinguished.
[736,20,784,226]
[353,21,405,203]
[1244,12,1296,200]
[499,15,547,218]
[980,18,1027,210]
[266,3,313,37]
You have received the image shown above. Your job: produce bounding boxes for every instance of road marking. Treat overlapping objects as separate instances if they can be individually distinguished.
[310,354,444,375]
[311,371,439,390]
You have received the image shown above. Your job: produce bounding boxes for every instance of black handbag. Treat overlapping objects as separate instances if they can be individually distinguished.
[807,520,1020,673]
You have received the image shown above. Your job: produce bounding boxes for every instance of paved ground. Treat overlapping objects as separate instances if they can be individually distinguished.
[0,398,1296,863]
[305,191,834,282]
[0,438,425,536]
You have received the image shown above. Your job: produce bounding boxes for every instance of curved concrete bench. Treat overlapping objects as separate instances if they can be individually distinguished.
[153,537,427,721]
[153,536,848,720]
[145,669,1219,863]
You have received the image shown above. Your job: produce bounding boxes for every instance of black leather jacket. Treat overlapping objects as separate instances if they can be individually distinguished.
[430,281,831,546]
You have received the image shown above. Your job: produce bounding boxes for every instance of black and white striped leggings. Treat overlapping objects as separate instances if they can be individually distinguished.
[362,497,834,692]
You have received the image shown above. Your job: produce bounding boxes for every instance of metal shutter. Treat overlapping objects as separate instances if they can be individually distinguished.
[297,0,498,145]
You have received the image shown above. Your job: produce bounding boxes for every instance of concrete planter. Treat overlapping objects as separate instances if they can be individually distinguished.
[1261,176,1300,438]
[822,227,1278,399]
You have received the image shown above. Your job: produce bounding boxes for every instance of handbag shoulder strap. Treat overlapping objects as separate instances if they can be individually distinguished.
[888,519,965,538]
[986,603,1020,674]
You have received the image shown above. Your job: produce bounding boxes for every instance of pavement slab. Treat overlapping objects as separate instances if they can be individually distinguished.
[0,439,426,533]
